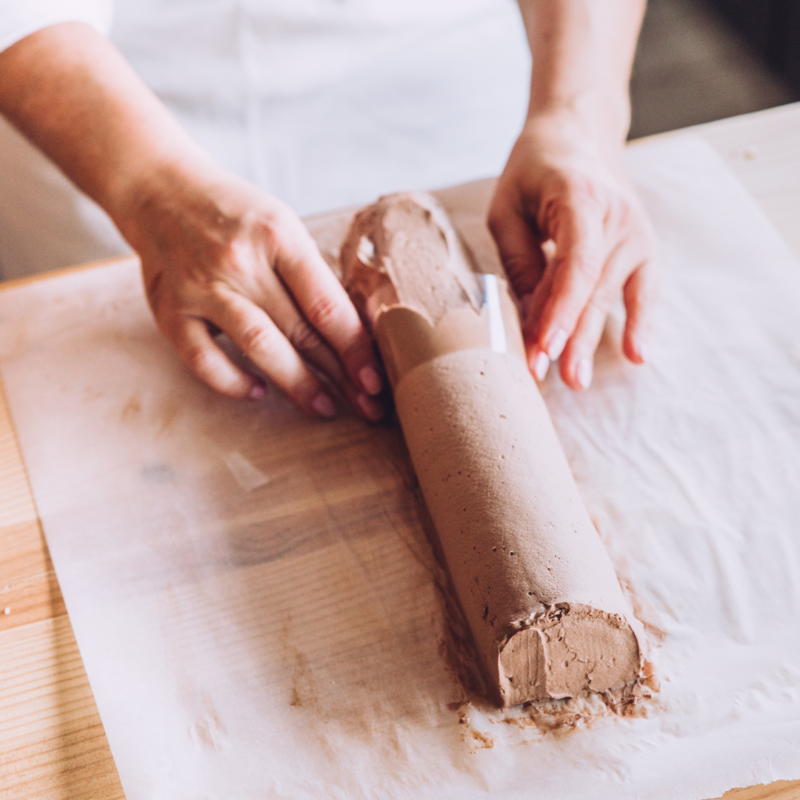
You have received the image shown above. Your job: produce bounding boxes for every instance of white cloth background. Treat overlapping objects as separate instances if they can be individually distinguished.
[0,0,529,278]
[0,135,799,799]
[0,0,111,51]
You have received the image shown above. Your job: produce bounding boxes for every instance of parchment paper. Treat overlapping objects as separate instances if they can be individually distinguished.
[2,135,800,800]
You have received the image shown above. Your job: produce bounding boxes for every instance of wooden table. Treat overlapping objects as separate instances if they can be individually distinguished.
[2,104,800,800]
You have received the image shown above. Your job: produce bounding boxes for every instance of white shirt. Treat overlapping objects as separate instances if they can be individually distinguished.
[0,0,112,51]
[0,1,529,276]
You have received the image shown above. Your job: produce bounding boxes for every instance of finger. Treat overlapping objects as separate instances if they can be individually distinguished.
[273,227,384,397]
[519,264,556,382]
[622,259,658,364]
[488,192,554,383]
[558,280,619,391]
[535,195,606,363]
[209,290,339,419]
[257,278,384,421]
[487,193,547,299]
[166,316,266,400]
[559,239,654,389]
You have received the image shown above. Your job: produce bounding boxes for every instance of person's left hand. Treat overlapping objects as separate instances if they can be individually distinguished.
[487,114,657,390]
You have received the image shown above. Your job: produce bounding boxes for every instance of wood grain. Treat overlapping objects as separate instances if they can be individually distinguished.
[0,383,125,799]
[724,782,800,800]
[2,105,800,799]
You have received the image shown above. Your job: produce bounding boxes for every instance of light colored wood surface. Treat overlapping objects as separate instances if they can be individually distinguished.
[1,104,800,800]
[693,103,800,259]
[0,381,125,799]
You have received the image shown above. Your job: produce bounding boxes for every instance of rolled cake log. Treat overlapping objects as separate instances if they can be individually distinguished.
[340,192,643,707]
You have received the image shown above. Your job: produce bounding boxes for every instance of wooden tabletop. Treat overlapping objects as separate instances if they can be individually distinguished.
[2,104,800,800]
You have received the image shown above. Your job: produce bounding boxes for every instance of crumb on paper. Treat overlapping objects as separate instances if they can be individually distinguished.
[451,703,496,752]
[222,451,270,493]
[446,662,661,748]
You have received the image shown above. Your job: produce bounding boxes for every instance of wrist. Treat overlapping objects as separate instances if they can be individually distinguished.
[526,91,630,150]
[518,102,630,177]
[106,147,223,248]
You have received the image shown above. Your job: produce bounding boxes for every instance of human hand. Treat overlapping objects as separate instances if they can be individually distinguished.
[120,161,384,420]
[0,23,383,418]
[487,115,657,390]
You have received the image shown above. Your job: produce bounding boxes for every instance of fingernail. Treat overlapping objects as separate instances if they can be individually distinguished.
[546,328,568,361]
[248,383,266,400]
[576,358,593,390]
[532,351,550,382]
[311,393,337,418]
[359,365,383,396]
[357,393,384,421]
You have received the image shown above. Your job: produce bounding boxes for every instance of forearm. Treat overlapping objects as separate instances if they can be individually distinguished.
[0,22,209,229]
[518,0,646,144]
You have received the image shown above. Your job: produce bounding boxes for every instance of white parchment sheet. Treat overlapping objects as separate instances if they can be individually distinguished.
[2,135,800,800]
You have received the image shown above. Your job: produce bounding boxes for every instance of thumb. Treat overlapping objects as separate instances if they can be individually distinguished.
[487,193,547,300]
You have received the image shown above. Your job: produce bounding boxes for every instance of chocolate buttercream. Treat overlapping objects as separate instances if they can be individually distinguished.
[340,192,643,707]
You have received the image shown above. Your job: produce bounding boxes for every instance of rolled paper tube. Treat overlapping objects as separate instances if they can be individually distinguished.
[340,193,643,707]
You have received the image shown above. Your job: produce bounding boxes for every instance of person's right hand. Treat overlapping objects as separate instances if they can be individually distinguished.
[0,23,384,421]
[118,161,385,421]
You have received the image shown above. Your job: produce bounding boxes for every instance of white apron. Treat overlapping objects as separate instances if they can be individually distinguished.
[0,0,529,278]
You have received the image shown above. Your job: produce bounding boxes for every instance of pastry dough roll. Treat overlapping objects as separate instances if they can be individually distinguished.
[341,193,643,707]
